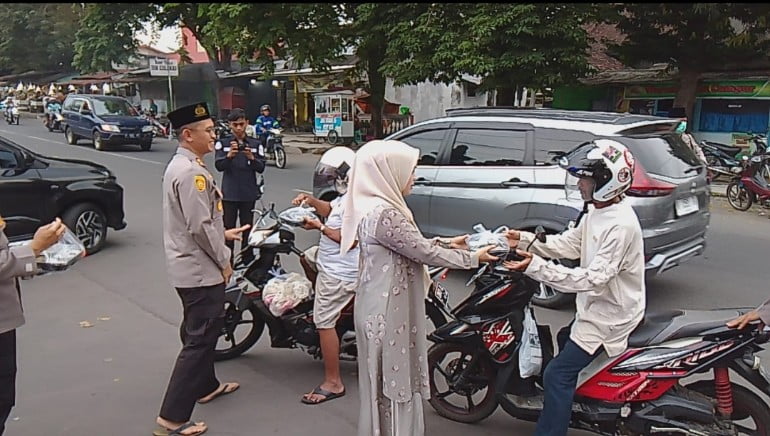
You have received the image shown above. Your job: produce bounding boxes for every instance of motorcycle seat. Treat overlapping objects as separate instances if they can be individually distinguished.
[704,141,742,155]
[627,308,752,348]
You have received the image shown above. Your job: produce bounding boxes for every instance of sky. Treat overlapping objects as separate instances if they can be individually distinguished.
[135,22,182,53]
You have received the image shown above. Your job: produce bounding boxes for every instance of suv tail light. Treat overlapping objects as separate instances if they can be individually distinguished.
[627,161,676,197]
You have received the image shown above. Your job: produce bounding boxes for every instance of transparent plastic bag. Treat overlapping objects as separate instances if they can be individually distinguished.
[466,224,510,255]
[262,272,313,317]
[278,205,317,226]
[9,227,86,275]
[519,306,543,378]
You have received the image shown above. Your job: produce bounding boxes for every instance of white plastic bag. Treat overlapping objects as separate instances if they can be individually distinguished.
[519,306,543,378]
[262,272,313,317]
[9,227,86,275]
[278,205,317,225]
[467,224,510,254]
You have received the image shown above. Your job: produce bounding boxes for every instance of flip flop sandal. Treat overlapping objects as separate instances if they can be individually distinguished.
[197,383,240,404]
[152,421,208,436]
[301,386,346,405]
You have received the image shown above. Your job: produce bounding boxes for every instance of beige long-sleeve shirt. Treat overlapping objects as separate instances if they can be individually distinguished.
[520,202,646,357]
[0,229,37,334]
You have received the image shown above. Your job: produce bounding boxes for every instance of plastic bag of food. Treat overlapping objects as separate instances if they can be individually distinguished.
[9,227,86,275]
[278,205,317,226]
[466,224,510,255]
[262,272,313,317]
[519,305,543,378]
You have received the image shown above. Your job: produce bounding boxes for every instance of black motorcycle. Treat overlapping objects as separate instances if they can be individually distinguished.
[426,228,770,434]
[703,134,769,182]
[212,200,448,362]
[46,108,64,132]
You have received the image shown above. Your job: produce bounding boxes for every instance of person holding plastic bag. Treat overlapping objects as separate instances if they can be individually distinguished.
[0,217,66,435]
[503,139,646,436]
[339,140,498,436]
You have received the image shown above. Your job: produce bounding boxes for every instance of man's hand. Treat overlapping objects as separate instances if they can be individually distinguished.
[226,143,239,159]
[222,264,233,284]
[727,310,764,330]
[30,218,66,256]
[502,249,534,272]
[475,245,500,264]
[302,217,322,231]
[225,224,251,241]
[292,193,313,207]
[449,234,469,249]
[243,149,256,161]
[505,230,521,249]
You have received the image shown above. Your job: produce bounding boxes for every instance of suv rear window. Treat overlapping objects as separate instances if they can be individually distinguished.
[616,134,702,179]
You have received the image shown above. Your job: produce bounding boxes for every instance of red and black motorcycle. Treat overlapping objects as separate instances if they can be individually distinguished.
[726,154,770,211]
[426,238,770,434]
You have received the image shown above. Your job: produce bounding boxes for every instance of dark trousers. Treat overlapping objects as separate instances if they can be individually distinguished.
[534,330,600,436]
[223,200,255,265]
[0,330,16,436]
[159,284,225,423]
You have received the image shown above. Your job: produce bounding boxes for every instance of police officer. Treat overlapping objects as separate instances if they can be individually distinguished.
[214,108,265,265]
[156,102,250,436]
[0,217,65,435]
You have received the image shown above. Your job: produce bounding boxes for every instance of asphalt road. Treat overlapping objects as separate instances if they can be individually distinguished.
[2,120,770,436]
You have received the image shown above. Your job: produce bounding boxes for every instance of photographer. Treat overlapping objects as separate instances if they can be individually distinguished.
[214,108,266,264]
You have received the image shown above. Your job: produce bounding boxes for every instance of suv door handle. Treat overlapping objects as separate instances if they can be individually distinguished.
[414,177,433,186]
[502,178,529,188]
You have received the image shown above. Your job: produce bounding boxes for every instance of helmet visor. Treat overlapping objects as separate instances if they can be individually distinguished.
[565,172,595,202]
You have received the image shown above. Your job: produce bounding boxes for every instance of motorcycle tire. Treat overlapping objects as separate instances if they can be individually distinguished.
[275,147,287,169]
[427,342,498,423]
[14,115,19,125]
[684,380,770,435]
[207,302,265,361]
[727,181,753,211]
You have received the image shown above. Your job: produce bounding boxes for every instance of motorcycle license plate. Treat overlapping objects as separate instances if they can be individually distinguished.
[675,196,698,217]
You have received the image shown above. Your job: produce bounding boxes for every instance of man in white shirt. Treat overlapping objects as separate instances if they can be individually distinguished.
[293,147,358,406]
[504,139,646,436]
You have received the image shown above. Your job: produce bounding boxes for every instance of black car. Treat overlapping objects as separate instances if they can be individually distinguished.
[0,135,126,254]
[61,94,154,151]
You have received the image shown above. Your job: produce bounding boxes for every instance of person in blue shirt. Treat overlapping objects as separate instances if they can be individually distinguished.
[254,104,279,149]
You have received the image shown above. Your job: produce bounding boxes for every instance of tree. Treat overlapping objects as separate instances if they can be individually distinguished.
[382,4,598,106]
[607,4,770,121]
[0,4,83,74]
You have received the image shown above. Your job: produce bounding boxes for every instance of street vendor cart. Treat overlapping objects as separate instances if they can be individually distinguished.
[313,90,356,145]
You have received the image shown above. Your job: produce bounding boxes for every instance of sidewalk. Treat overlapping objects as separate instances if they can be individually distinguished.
[282,131,336,155]
[710,182,727,198]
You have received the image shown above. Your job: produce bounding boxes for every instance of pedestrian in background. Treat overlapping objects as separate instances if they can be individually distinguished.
[0,217,65,435]
[156,102,250,436]
[339,139,497,436]
[214,108,265,265]
[669,107,708,166]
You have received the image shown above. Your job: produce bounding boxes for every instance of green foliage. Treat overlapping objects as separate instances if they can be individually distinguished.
[608,4,770,71]
[0,4,84,74]
[382,4,597,92]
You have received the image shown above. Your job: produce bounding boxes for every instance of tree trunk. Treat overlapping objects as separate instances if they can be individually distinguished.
[366,57,386,139]
[673,68,701,126]
[495,86,515,106]
[219,46,232,72]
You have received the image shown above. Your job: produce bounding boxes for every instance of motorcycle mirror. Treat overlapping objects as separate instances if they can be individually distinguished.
[535,225,547,243]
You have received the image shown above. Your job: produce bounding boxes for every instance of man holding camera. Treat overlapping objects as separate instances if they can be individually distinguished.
[215,108,266,265]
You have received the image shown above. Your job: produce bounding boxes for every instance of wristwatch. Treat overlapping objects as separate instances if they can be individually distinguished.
[319,224,327,233]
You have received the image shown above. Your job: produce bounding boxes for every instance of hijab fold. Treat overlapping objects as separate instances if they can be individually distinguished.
[340,140,419,255]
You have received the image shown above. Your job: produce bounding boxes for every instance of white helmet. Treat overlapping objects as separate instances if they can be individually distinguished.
[315,146,356,195]
[560,139,635,203]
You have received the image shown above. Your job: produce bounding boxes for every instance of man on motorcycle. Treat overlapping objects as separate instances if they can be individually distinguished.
[503,139,646,436]
[293,147,358,406]
[45,94,63,128]
[255,104,278,148]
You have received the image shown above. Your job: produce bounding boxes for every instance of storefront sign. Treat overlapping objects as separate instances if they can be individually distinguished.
[624,80,770,99]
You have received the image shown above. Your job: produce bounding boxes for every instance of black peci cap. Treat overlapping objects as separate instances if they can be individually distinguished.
[167,102,211,130]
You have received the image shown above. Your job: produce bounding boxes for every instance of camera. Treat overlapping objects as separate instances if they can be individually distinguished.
[238,142,246,151]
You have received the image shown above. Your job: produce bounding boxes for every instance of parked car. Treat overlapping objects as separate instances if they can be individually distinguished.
[61,94,154,151]
[314,108,710,308]
[0,135,126,254]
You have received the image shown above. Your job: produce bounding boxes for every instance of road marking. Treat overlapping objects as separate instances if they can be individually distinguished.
[0,128,164,166]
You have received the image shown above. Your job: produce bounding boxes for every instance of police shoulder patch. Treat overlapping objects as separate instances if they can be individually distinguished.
[194,175,207,192]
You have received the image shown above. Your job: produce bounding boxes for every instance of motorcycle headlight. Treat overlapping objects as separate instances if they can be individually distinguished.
[248,229,273,247]
[101,124,120,133]
[142,125,154,133]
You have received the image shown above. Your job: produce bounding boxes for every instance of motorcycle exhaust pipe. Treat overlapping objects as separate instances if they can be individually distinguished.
[649,427,708,435]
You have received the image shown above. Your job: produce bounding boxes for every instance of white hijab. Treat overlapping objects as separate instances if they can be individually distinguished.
[340,140,419,255]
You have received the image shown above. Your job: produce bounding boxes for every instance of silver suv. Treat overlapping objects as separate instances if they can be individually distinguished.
[313,108,711,308]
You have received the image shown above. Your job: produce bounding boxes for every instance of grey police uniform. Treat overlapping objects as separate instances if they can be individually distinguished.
[0,222,37,432]
[158,145,230,423]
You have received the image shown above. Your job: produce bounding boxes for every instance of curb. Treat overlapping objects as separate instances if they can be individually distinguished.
[710,184,726,198]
